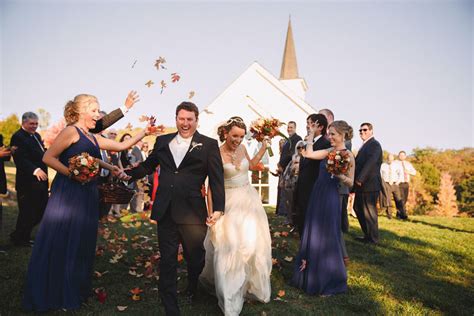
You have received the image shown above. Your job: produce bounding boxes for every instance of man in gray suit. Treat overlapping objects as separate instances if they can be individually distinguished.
[129,141,146,213]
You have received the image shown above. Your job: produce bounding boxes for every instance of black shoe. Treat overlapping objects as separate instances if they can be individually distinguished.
[11,240,32,247]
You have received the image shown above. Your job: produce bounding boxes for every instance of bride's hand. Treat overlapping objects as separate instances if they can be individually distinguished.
[206,211,223,227]
[299,259,307,272]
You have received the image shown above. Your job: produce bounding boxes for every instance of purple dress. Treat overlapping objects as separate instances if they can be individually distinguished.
[291,159,347,295]
[23,127,101,311]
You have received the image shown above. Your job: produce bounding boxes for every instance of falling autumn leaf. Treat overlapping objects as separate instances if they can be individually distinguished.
[188,91,195,99]
[139,115,150,122]
[284,256,294,263]
[125,123,133,131]
[160,80,167,94]
[145,80,154,88]
[281,231,289,237]
[177,253,184,262]
[277,290,286,297]
[154,56,167,70]
[131,60,137,68]
[272,258,279,266]
[171,73,181,83]
[273,232,281,238]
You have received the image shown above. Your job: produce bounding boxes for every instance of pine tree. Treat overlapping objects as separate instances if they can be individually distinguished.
[431,172,459,217]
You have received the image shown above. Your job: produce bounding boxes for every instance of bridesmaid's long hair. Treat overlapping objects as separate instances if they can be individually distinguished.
[328,120,353,141]
[217,116,246,142]
[64,94,98,125]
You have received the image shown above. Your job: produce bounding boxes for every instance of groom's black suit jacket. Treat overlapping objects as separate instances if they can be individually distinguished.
[127,131,225,224]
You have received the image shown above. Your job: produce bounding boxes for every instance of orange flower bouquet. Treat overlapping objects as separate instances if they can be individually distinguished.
[326,150,351,178]
[249,118,288,157]
[68,152,100,184]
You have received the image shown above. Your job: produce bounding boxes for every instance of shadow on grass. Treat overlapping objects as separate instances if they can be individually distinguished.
[346,228,474,315]
[408,218,473,234]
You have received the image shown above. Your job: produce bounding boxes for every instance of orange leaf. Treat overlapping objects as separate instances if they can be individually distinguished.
[171,73,181,83]
[145,80,154,88]
[177,254,184,262]
[188,91,195,99]
[130,287,143,295]
[277,290,286,297]
[281,231,289,237]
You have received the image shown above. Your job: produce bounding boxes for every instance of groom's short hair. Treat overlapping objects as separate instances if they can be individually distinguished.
[176,102,199,119]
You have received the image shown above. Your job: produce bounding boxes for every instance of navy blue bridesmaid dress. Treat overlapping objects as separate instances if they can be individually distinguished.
[291,159,347,296]
[23,127,101,311]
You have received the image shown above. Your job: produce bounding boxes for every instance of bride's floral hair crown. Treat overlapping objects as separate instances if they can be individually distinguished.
[217,116,247,142]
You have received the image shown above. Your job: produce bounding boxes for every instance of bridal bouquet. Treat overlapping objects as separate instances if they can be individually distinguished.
[68,152,100,183]
[326,150,351,177]
[249,118,287,157]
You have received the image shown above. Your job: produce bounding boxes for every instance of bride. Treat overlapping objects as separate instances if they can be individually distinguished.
[200,116,272,316]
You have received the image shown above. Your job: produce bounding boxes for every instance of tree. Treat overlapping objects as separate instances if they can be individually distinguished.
[430,172,459,217]
[456,175,474,216]
[37,108,51,130]
[0,114,21,146]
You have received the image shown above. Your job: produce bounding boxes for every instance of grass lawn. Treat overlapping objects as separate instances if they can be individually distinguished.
[0,166,473,315]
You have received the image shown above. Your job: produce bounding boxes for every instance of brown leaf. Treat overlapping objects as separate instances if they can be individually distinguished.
[145,80,154,88]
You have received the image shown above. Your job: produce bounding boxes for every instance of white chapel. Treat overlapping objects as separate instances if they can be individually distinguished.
[198,20,317,206]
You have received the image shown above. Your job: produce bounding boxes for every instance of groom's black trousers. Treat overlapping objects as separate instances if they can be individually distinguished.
[157,210,207,315]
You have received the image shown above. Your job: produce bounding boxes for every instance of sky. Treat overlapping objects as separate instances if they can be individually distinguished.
[1,0,472,153]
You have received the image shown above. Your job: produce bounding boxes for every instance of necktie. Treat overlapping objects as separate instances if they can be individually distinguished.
[402,161,408,182]
[32,134,45,152]
[388,164,393,184]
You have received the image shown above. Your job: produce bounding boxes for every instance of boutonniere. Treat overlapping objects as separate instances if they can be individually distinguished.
[189,141,203,153]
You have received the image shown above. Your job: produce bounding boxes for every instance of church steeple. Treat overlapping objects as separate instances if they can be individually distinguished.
[280,17,299,80]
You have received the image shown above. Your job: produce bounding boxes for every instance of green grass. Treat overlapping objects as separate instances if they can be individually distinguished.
[1,195,473,314]
[1,207,473,315]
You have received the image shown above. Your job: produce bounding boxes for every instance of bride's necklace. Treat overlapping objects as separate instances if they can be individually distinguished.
[223,148,237,164]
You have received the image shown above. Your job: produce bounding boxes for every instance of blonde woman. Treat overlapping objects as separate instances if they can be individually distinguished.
[23,92,154,312]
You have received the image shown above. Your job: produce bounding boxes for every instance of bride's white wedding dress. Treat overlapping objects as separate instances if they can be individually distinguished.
[200,158,272,316]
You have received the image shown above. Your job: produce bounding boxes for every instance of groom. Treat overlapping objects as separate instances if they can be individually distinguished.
[126,102,225,315]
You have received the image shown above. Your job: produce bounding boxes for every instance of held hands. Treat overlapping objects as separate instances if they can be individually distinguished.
[124,91,140,110]
[112,166,131,181]
[206,211,223,227]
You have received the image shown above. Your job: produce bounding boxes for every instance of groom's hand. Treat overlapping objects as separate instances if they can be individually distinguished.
[206,211,223,227]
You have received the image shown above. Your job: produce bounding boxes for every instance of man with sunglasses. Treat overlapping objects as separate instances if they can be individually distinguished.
[353,123,383,244]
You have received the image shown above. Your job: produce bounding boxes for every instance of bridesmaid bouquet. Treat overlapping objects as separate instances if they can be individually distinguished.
[68,152,100,183]
[249,118,288,157]
[326,150,351,178]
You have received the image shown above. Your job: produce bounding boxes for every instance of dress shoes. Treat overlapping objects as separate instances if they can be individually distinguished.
[354,236,377,244]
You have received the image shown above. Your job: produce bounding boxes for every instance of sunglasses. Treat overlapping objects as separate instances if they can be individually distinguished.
[359,128,369,132]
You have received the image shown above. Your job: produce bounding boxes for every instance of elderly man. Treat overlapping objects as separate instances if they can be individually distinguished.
[9,112,49,246]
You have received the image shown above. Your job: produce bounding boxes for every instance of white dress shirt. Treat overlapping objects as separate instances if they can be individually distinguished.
[380,161,403,184]
[400,160,417,183]
[169,133,192,167]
